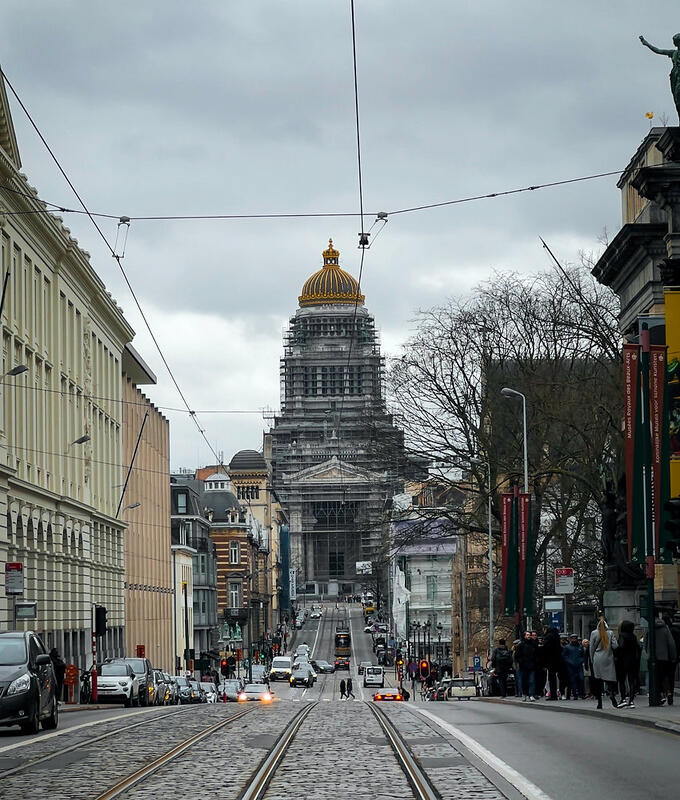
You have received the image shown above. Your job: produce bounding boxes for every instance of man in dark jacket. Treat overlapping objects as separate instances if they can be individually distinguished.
[49,648,66,703]
[491,639,513,697]
[515,631,538,700]
[649,617,677,705]
[562,634,585,700]
[542,628,563,700]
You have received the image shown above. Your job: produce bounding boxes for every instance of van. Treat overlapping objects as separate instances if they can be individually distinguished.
[363,665,384,688]
[269,656,293,681]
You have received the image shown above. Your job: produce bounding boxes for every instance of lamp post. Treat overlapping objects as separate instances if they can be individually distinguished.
[470,457,494,652]
[437,622,443,659]
[500,387,528,494]
[0,364,28,386]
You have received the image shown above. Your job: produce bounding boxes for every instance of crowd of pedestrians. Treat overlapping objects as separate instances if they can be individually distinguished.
[490,613,680,710]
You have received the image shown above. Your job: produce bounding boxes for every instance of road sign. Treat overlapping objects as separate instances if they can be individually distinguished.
[554,567,575,594]
[4,562,24,595]
[15,602,37,619]
[472,655,482,671]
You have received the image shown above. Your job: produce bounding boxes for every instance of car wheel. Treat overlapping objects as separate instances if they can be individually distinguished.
[42,696,59,730]
[140,686,148,706]
[136,690,142,707]
[124,695,132,708]
[21,698,40,734]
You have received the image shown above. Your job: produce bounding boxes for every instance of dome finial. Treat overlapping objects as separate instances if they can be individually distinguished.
[323,238,340,265]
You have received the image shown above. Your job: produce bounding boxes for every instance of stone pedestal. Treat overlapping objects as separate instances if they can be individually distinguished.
[603,589,641,628]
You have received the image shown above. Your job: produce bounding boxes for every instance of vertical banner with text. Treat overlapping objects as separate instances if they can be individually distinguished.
[623,343,645,562]
[518,493,533,615]
[500,493,512,615]
[650,345,671,561]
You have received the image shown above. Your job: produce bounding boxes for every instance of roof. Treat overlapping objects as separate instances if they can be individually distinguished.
[298,239,364,308]
[0,67,21,169]
[229,449,267,471]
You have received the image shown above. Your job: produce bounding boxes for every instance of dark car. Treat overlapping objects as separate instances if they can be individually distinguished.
[314,660,335,674]
[334,657,350,670]
[108,657,154,706]
[0,631,59,734]
[175,675,194,704]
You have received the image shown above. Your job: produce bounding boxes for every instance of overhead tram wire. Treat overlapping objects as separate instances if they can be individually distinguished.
[1,68,221,466]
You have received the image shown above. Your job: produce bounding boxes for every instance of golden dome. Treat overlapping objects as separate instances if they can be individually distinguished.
[298,239,365,307]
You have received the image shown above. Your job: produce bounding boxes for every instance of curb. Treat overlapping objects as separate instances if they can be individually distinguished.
[60,704,125,712]
[479,697,680,737]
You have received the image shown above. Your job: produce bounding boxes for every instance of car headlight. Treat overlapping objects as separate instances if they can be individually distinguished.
[118,681,130,688]
[7,673,31,696]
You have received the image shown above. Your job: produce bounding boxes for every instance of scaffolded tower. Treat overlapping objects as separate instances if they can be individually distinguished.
[268,240,407,600]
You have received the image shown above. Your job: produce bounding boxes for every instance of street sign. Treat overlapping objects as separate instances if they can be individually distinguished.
[472,655,482,671]
[15,602,37,619]
[4,562,24,595]
[554,567,575,594]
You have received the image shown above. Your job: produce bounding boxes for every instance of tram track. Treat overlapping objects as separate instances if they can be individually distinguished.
[0,705,196,781]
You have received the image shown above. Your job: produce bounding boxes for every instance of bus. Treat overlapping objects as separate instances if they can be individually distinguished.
[334,628,351,658]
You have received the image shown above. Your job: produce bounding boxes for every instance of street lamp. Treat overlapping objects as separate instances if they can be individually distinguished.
[0,364,28,385]
[436,622,443,659]
[470,457,495,651]
[500,387,528,493]
[123,502,141,513]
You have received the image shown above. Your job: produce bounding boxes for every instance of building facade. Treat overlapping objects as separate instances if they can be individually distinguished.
[269,240,407,601]
[0,71,134,669]
[122,345,173,672]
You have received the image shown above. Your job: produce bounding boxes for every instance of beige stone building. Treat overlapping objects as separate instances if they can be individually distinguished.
[122,345,173,671]
[0,72,133,667]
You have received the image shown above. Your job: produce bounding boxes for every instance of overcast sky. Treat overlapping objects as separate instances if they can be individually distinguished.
[1,2,677,468]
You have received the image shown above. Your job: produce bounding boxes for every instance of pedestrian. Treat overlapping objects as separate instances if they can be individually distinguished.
[648,615,677,705]
[346,677,355,699]
[531,631,545,698]
[402,686,410,701]
[491,638,513,698]
[582,638,592,697]
[670,613,680,701]
[558,635,571,698]
[589,616,619,709]
[511,639,522,696]
[339,678,347,699]
[542,628,562,701]
[49,648,66,703]
[562,634,585,700]
[614,620,641,708]
[515,631,538,701]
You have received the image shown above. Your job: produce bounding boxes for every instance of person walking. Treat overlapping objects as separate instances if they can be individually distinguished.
[589,617,619,709]
[49,648,66,703]
[562,634,585,700]
[516,631,538,701]
[491,639,513,698]
[542,628,562,701]
[615,620,641,708]
[649,615,677,705]
[582,638,592,697]
[339,678,347,699]
[346,677,355,699]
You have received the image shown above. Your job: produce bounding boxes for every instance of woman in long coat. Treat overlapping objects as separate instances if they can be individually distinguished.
[589,617,619,709]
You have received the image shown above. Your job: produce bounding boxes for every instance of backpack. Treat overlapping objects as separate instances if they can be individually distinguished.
[497,648,513,670]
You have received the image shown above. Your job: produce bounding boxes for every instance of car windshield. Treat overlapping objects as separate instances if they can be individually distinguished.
[100,664,129,676]
[0,637,27,665]
[223,681,240,690]
[244,684,265,692]
[200,683,214,691]
[272,659,290,668]
[122,659,146,674]
[176,677,190,687]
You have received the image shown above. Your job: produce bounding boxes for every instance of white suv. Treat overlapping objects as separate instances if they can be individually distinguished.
[269,656,293,681]
[97,662,140,706]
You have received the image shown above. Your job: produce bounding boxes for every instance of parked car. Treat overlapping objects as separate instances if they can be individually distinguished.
[189,680,205,703]
[220,679,243,702]
[289,663,315,688]
[269,656,293,681]
[309,609,321,619]
[0,630,59,734]
[164,673,178,704]
[200,682,218,703]
[108,657,154,706]
[373,689,403,702]
[449,676,477,700]
[358,661,372,675]
[175,675,194,704]
[152,670,168,705]
[238,684,274,702]
[98,662,140,707]
[250,664,268,684]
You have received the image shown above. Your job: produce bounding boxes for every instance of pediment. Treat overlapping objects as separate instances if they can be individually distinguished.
[282,456,384,485]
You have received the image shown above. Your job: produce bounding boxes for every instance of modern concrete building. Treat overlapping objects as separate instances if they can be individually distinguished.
[0,69,135,669]
[122,345,173,672]
[269,240,408,601]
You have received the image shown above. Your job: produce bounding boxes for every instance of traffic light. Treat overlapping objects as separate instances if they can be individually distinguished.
[419,659,429,680]
[663,496,680,558]
[220,658,228,676]
[95,605,107,636]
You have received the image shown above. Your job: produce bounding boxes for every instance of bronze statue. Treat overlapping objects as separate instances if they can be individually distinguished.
[640,34,680,122]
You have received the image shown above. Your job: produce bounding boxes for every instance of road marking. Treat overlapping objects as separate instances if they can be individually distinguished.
[415,707,554,800]
[0,707,173,755]
[348,605,365,700]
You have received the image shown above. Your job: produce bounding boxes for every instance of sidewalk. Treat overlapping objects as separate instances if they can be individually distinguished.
[481,695,680,736]
[60,703,124,713]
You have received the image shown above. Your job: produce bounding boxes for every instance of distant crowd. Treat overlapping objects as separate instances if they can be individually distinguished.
[490,613,680,709]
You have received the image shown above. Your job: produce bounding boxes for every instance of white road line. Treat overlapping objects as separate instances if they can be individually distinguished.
[0,706,174,755]
[348,605,365,700]
[415,707,554,800]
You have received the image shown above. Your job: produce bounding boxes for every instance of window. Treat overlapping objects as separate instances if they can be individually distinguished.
[229,582,241,608]
[236,485,260,500]
[177,492,187,514]
[426,575,437,601]
[229,541,240,565]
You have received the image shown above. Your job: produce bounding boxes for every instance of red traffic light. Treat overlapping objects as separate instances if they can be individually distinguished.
[419,660,430,679]
[220,658,228,676]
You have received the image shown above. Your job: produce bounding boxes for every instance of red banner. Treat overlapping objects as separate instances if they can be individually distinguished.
[623,344,640,559]
[500,493,512,610]
[518,492,530,612]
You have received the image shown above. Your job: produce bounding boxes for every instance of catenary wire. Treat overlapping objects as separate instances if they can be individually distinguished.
[0,68,221,467]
